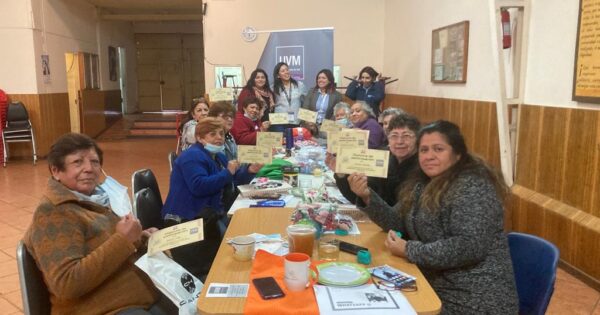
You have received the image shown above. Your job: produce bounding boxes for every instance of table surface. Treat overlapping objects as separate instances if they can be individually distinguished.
[196,207,441,315]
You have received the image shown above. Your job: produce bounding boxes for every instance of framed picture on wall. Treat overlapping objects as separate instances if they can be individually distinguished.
[431,21,469,83]
[572,0,600,103]
[108,46,117,81]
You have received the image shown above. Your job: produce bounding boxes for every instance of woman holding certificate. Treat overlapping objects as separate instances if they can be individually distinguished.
[348,120,518,314]
[301,69,343,124]
[271,62,306,131]
[349,101,385,148]
[163,117,262,278]
[231,97,270,145]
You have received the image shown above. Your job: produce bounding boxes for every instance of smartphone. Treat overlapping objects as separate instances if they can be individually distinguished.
[252,277,285,300]
[339,240,368,255]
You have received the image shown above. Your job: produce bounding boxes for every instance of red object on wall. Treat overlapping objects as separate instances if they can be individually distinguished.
[501,9,512,49]
[0,89,8,162]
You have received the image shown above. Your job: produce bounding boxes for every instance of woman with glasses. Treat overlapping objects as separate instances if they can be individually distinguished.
[345,66,385,117]
[179,97,210,152]
[328,113,420,207]
[237,68,274,122]
[348,120,518,314]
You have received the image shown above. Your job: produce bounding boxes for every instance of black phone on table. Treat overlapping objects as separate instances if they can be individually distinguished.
[252,277,285,300]
[338,240,368,255]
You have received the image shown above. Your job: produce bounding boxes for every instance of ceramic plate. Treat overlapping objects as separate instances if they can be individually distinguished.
[317,262,370,287]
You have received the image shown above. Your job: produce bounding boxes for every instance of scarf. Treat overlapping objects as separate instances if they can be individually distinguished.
[253,87,275,112]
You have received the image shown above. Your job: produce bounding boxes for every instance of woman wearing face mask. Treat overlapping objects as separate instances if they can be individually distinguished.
[230,97,270,145]
[345,66,385,117]
[163,117,262,278]
[349,101,385,149]
[237,69,274,122]
[348,121,518,314]
[23,133,174,314]
[301,69,343,124]
[332,102,353,128]
[271,62,306,131]
[179,97,210,152]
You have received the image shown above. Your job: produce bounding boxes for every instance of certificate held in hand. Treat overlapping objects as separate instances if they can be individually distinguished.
[269,113,289,125]
[148,219,204,256]
[297,108,318,123]
[257,132,283,148]
[238,145,273,164]
[335,148,390,178]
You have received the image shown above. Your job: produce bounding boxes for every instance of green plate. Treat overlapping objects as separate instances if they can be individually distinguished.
[316,262,370,287]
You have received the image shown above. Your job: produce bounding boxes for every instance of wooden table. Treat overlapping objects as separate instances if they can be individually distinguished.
[197,207,441,315]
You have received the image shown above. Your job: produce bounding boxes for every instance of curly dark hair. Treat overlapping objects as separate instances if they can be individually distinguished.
[47,133,103,172]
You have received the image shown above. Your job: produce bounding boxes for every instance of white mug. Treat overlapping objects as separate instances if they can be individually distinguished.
[231,236,255,261]
[284,252,311,291]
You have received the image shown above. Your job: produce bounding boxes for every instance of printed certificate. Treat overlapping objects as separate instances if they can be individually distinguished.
[298,108,318,123]
[269,113,289,125]
[336,147,389,178]
[320,119,342,133]
[208,88,234,102]
[327,129,369,154]
[257,132,283,148]
[148,219,204,256]
[238,145,273,164]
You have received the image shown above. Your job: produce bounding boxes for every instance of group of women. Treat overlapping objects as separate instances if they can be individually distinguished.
[24,61,519,314]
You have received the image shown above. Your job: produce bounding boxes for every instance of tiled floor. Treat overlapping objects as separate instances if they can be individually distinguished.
[0,135,599,314]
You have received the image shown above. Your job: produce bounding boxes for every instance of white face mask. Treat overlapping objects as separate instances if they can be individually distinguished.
[99,175,132,217]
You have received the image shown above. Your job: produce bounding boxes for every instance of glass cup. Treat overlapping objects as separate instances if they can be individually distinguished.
[318,236,340,261]
[287,224,317,257]
[231,236,255,261]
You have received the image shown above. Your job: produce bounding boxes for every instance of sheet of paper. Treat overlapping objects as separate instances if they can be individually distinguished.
[208,87,234,102]
[148,219,204,256]
[257,132,283,148]
[327,129,369,154]
[336,147,389,178]
[298,108,318,123]
[320,119,343,133]
[238,145,273,164]
[269,113,289,125]
[313,284,417,314]
[205,283,249,298]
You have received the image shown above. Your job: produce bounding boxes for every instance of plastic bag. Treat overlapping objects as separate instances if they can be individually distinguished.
[135,252,204,315]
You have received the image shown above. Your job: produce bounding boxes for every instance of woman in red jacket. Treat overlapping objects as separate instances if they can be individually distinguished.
[231,97,270,145]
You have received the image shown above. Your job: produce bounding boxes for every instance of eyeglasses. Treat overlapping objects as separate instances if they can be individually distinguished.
[372,277,418,292]
[387,133,415,142]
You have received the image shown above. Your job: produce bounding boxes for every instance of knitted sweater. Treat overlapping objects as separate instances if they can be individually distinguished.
[360,169,518,314]
[23,179,158,315]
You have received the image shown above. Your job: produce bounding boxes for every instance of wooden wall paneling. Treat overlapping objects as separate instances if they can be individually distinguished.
[515,105,543,189]
[460,100,477,155]
[591,111,600,217]
[560,108,599,213]
[542,200,578,263]
[535,107,569,199]
[104,90,123,127]
[80,90,106,138]
[37,94,70,156]
[572,216,600,280]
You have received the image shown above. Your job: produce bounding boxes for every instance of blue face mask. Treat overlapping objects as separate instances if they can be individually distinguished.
[335,118,349,126]
[98,175,132,217]
[204,143,225,154]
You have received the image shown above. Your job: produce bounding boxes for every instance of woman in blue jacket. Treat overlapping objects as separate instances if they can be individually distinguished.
[345,66,385,117]
[162,117,262,278]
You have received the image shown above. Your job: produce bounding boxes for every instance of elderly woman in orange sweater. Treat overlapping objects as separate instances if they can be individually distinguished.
[230,96,270,145]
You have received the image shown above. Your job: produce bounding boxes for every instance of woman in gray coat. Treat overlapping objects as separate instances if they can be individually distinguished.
[348,120,518,314]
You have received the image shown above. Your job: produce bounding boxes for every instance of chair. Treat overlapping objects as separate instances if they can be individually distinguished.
[134,187,164,230]
[131,169,162,216]
[2,101,37,167]
[17,241,51,315]
[508,232,559,315]
[168,151,177,172]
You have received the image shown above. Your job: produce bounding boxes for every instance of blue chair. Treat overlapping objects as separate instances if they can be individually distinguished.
[508,232,559,315]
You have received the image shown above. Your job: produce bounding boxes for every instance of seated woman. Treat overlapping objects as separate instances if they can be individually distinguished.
[349,101,385,148]
[333,101,353,128]
[23,133,173,315]
[236,68,274,122]
[301,69,343,124]
[179,97,210,152]
[345,66,385,117]
[348,120,518,314]
[230,97,270,145]
[162,117,262,278]
[380,107,404,137]
[330,113,420,206]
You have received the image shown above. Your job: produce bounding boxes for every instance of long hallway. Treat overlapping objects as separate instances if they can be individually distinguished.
[0,136,598,314]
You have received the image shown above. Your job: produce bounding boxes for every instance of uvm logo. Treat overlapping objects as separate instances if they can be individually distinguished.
[276,46,305,80]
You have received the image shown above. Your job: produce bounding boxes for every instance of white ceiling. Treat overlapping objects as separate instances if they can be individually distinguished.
[83,0,204,21]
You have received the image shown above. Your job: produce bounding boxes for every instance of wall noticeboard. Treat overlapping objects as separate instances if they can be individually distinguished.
[573,0,600,103]
[431,21,469,83]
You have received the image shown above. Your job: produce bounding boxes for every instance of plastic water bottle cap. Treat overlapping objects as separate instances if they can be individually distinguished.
[334,229,349,236]
[396,231,403,238]
[357,249,371,265]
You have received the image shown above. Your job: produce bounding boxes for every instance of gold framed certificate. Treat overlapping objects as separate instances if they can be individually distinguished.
[257,132,283,148]
[269,113,288,125]
[238,145,273,164]
[148,219,204,256]
[320,119,342,133]
[335,148,390,178]
[297,108,318,123]
[327,129,369,154]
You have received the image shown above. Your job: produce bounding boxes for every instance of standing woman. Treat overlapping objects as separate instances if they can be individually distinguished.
[236,68,275,122]
[345,66,385,117]
[348,120,518,314]
[302,69,343,124]
[272,62,306,130]
[179,97,210,152]
[349,101,385,149]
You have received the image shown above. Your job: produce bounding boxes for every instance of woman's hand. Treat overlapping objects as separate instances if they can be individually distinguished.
[385,230,407,258]
[141,227,159,246]
[116,213,143,245]
[260,121,271,131]
[348,172,370,204]
[227,160,240,175]
[325,153,337,171]
[248,163,264,173]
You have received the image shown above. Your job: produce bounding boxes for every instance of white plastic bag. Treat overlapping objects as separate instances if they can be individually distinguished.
[135,252,204,315]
